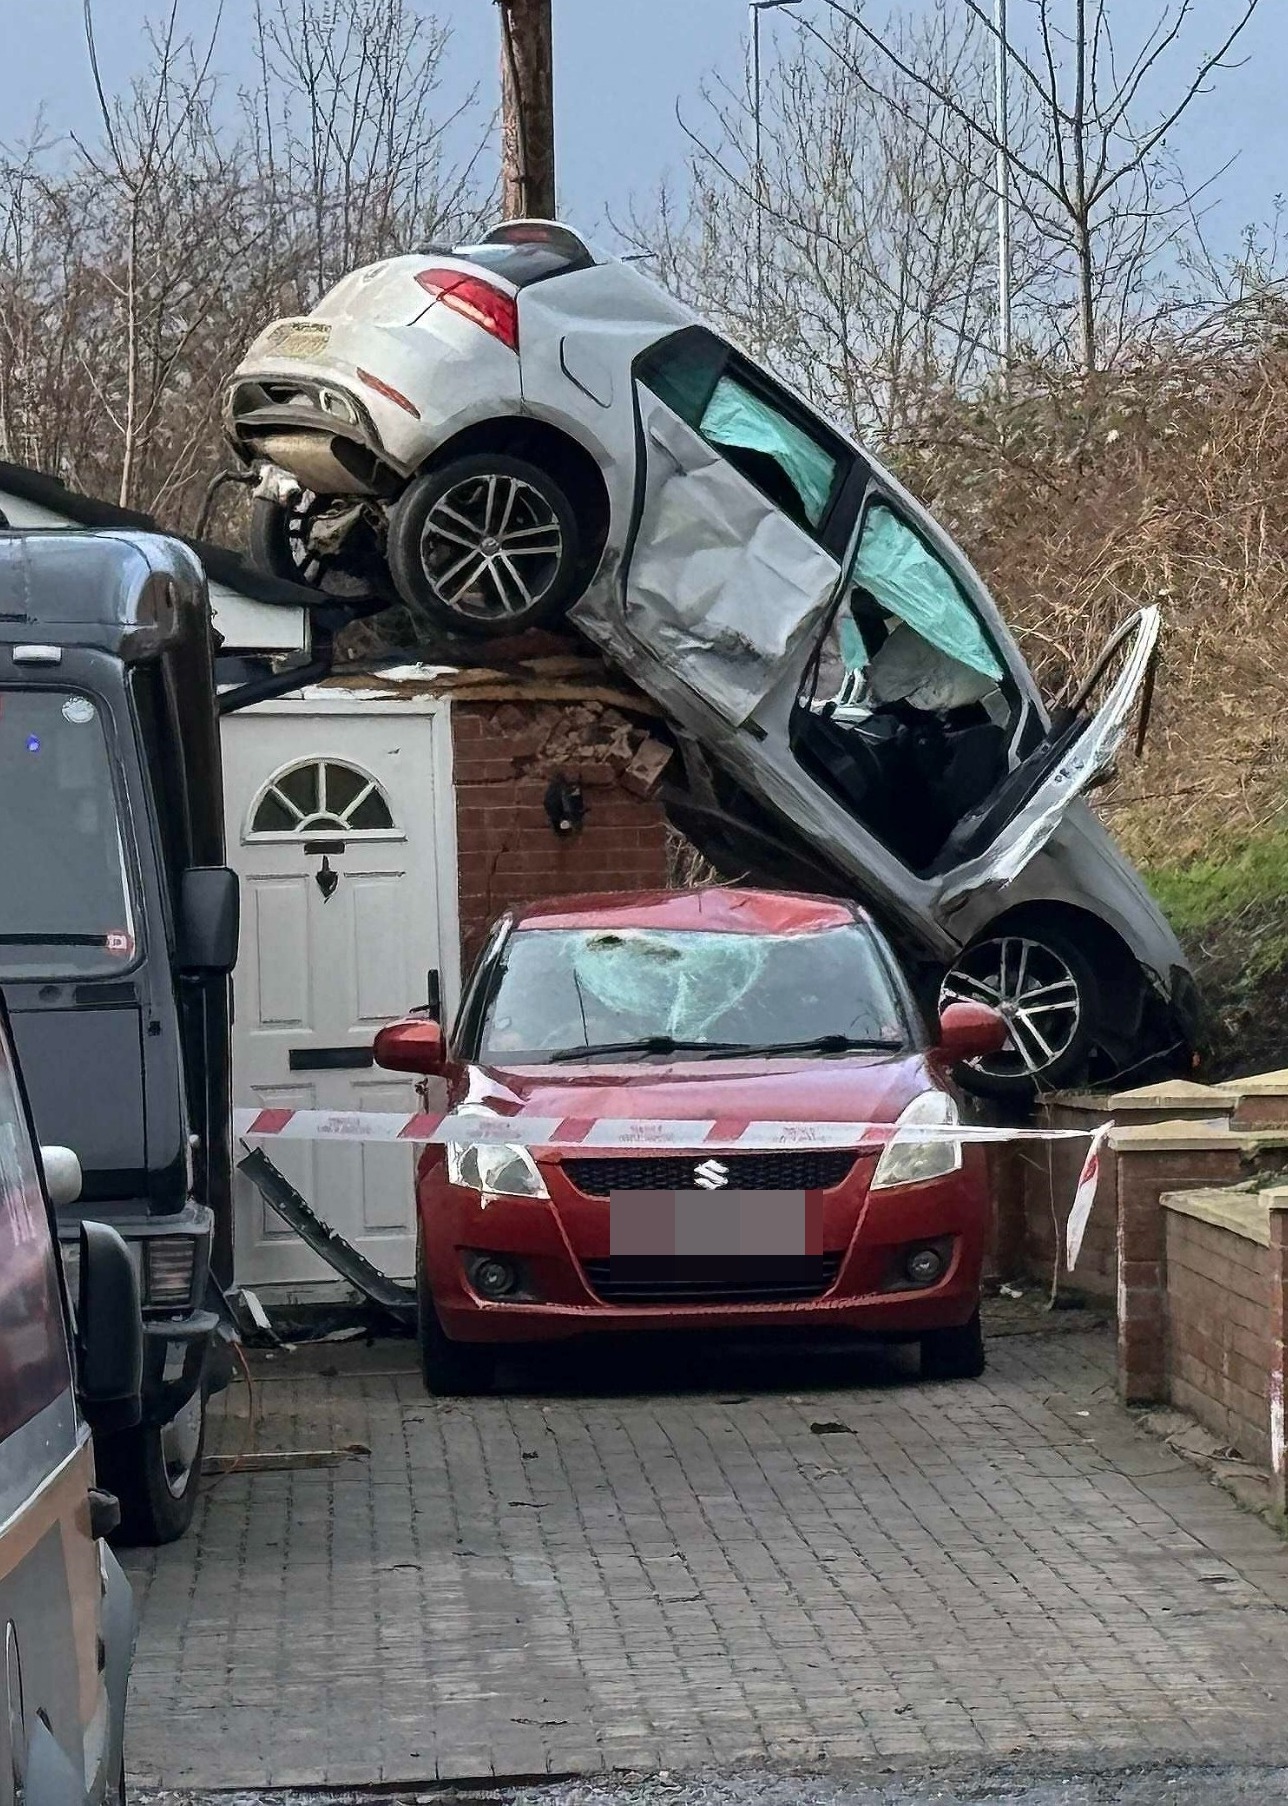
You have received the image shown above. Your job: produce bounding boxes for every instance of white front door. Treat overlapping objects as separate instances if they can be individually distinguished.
[222,698,458,1294]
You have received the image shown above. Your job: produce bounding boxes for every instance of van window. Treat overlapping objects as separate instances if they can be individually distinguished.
[0,1030,73,1441]
[0,689,138,979]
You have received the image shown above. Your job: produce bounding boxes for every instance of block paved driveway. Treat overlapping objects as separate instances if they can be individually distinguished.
[122,1317,1288,1789]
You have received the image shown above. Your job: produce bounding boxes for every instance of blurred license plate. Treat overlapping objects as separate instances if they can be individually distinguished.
[610,1190,809,1257]
[266,320,332,359]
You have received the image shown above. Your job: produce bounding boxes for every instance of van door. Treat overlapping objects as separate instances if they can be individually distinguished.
[624,328,860,725]
[0,1012,114,1806]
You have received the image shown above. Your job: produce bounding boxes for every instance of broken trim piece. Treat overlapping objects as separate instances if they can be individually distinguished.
[236,1146,415,1321]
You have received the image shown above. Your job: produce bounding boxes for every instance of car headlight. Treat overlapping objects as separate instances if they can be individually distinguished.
[446,1141,549,1199]
[872,1091,963,1190]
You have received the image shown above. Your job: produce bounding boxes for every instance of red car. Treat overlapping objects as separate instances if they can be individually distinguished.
[375,888,1007,1394]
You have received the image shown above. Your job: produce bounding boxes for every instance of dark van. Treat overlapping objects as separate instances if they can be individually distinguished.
[0,530,238,1543]
[0,988,139,1806]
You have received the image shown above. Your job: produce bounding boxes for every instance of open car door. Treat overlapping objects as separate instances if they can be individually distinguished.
[934,605,1161,910]
[622,332,855,726]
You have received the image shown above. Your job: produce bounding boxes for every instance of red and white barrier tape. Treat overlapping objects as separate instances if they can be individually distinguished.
[233,1108,1113,1272]
[233,1105,1105,1153]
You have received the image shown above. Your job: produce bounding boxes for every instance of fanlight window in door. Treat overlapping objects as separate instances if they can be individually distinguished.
[249,760,396,837]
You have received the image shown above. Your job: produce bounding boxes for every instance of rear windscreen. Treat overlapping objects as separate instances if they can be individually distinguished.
[449,226,592,287]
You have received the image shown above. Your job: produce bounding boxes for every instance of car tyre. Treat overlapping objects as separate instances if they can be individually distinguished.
[248,493,377,596]
[387,452,581,638]
[940,919,1105,1101]
[416,1231,496,1396]
[920,1309,986,1382]
[96,1383,207,1546]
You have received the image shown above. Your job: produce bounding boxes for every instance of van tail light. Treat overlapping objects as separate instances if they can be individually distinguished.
[415,267,519,352]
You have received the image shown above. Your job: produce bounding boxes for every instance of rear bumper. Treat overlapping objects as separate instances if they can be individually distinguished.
[420,1153,990,1346]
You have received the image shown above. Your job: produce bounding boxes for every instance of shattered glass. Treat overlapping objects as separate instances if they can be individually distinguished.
[478,924,909,1061]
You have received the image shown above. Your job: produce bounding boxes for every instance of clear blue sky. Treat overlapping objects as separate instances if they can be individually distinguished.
[1,0,1282,256]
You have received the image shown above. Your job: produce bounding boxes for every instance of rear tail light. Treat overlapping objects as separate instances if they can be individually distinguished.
[415,267,519,352]
[145,1237,196,1307]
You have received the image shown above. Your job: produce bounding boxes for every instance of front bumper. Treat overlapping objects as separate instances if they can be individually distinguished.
[419,1148,991,1346]
[59,1202,227,1418]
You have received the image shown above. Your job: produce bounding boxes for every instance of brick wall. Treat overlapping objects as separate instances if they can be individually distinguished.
[452,698,671,966]
[1163,1207,1273,1467]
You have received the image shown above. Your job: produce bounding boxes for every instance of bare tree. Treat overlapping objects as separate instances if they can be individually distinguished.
[249,0,493,304]
[627,8,1037,445]
[0,0,492,527]
[818,0,1263,372]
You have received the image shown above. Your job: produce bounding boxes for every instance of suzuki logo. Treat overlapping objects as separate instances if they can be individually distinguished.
[694,1159,730,1191]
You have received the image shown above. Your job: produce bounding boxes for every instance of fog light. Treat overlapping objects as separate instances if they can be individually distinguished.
[905,1245,947,1288]
[471,1255,519,1300]
[145,1237,196,1307]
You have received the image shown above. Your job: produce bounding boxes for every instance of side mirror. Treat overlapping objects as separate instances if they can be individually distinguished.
[374,1017,446,1076]
[936,1000,1010,1065]
[76,1223,143,1433]
[40,1146,82,1209]
[180,866,240,974]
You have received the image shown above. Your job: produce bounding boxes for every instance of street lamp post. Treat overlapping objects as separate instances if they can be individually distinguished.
[995,0,1012,369]
[750,0,802,351]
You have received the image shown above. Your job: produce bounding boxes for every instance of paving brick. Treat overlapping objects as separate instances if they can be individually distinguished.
[122,1328,1288,1786]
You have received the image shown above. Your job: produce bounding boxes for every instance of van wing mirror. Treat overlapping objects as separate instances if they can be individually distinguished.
[75,1222,143,1433]
[374,1017,445,1075]
[180,866,240,974]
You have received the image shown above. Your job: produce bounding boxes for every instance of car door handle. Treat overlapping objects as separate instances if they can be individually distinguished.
[288,1046,375,1071]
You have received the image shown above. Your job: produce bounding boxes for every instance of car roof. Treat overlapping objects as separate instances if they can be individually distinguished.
[512,887,864,936]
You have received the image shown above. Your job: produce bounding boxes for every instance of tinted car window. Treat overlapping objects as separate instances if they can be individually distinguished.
[477,924,910,1061]
[639,331,848,540]
[450,225,593,286]
[0,690,138,979]
[0,1026,73,1441]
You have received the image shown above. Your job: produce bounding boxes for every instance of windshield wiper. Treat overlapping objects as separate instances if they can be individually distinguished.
[702,1034,904,1059]
[546,1033,903,1063]
[548,1035,759,1063]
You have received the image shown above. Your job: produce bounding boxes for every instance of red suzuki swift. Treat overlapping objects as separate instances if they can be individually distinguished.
[375,888,1007,1395]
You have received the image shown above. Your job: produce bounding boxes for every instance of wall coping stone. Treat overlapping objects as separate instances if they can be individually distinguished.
[1161,1187,1273,1247]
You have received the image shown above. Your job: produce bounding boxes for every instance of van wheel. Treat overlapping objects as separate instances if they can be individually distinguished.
[921,1310,986,1382]
[940,922,1103,1100]
[97,1386,207,1546]
[388,453,581,637]
[416,1232,496,1395]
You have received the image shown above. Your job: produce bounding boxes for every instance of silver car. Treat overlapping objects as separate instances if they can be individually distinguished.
[223,220,1199,1098]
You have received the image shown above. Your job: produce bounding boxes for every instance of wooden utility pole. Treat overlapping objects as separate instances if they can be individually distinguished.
[498,0,556,219]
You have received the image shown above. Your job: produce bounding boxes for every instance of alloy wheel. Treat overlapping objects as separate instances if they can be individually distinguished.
[940,935,1083,1082]
[418,473,564,622]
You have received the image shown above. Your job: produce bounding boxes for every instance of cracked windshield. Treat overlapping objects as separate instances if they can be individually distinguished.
[479,924,908,1058]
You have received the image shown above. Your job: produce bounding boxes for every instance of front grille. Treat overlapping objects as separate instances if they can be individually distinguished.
[582,1254,844,1305]
[561,1150,857,1197]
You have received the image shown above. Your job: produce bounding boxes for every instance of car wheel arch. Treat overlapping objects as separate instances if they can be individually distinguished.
[414,418,612,584]
[950,899,1147,1067]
